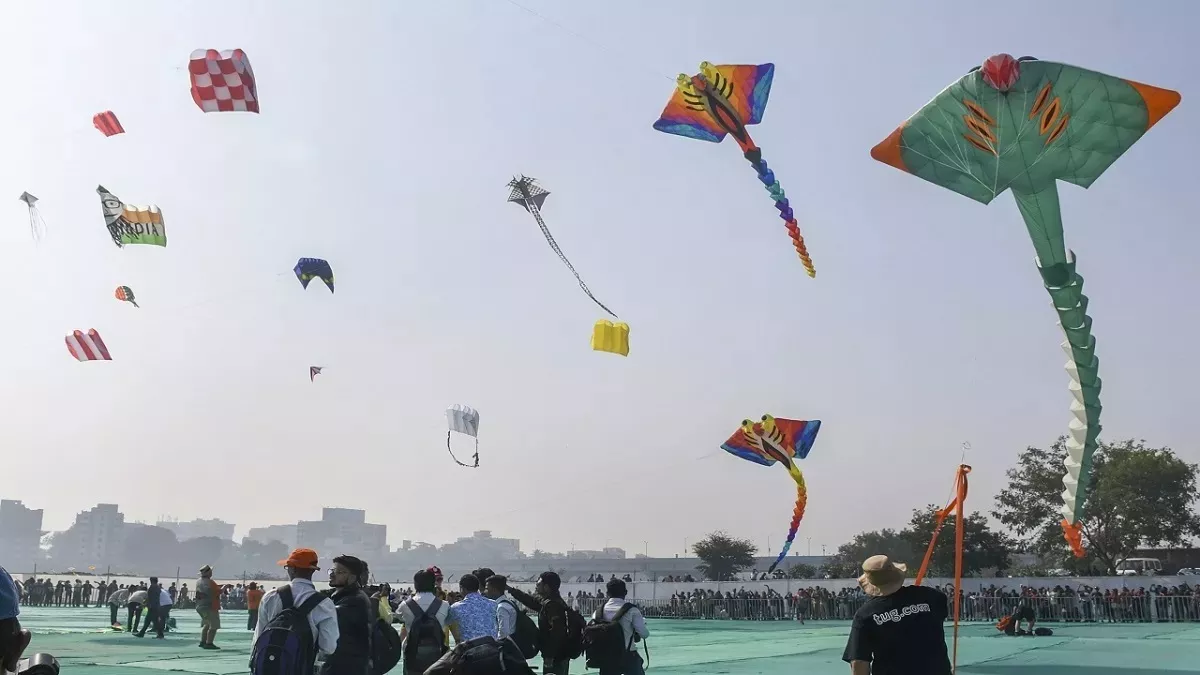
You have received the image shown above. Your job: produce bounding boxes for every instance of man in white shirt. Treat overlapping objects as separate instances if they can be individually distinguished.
[253,548,340,663]
[485,576,517,640]
[107,586,130,628]
[155,586,173,637]
[599,579,649,675]
[395,569,449,675]
[126,588,148,634]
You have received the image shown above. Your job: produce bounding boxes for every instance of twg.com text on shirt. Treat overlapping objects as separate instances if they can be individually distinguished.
[872,603,931,625]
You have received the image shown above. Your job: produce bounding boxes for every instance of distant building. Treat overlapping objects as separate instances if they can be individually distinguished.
[157,518,235,542]
[440,530,522,561]
[65,504,125,566]
[0,500,44,572]
[244,524,298,549]
[296,508,386,558]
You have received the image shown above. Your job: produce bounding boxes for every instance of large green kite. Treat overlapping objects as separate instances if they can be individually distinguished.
[871,54,1180,556]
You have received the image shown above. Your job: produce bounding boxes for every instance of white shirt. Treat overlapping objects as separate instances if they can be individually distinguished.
[397,592,450,630]
[397,591,450,649]
[253,578,340,657]
[159,589,172,607]
[601,598,648,651]
[495,597,518,639]
[128,590,148,605]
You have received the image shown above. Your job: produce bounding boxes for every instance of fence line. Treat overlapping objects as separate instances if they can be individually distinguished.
[564,594,1200,623]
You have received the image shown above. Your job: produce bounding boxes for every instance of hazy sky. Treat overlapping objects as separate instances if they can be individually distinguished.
[2,0,1196,559]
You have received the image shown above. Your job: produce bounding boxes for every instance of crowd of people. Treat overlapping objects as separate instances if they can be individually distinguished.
[7,552,1200,675]
[6,550,653,675]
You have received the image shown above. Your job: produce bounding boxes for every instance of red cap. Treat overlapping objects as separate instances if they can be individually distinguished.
[426,565,443,580]
[278,548,320,570]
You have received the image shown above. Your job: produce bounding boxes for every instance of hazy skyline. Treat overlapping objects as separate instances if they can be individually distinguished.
[2,0,1196,560]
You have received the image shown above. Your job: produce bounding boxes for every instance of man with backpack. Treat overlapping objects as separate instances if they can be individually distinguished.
[486,575,538,660]
[251,548,340,675]
[584,579,648,675]
[506,572,585,675]
[397,569,449,675]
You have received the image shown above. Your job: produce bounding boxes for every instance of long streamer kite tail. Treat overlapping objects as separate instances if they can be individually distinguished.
[528,202,618,318]
[743,148,816,278]
[769,473,808,573]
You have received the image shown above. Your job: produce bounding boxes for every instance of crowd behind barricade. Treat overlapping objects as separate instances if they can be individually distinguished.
[15,573,1200,625]
[561,582,1200,623]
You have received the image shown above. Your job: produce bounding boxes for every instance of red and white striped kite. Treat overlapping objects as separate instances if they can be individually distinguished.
[66,329,112,362]
[92,111,125,137]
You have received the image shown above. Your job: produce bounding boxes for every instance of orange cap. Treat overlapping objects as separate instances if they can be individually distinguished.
[278,548,320,570]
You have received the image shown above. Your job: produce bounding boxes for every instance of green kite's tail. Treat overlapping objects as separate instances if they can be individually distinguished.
[1037,250,1102,555]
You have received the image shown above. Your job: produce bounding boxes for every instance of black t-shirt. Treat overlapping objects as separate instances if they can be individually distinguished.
[842,585,951,675]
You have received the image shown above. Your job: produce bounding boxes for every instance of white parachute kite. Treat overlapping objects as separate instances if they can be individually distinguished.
[446,404,480,468]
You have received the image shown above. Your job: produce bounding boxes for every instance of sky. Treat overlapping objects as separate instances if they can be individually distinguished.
[1,0,1197,560]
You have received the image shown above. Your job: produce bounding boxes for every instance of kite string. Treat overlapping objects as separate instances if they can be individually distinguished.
[497,0,676,83]
[446,431,480,468]
[528,201,617,317]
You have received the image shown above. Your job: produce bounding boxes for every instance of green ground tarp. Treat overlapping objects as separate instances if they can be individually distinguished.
[14,606,1200,674]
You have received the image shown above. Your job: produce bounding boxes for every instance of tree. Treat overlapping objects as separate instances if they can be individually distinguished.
[693,532,756,581]
[993,437,1200,573]
[241,539,289,573]
[177,536,228,570]
[120,525,179,575]
[787,563,817,579]
[906,506,1014,577]
[823,528,918,579]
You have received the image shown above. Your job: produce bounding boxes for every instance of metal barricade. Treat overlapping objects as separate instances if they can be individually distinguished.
[564,593,1200,623]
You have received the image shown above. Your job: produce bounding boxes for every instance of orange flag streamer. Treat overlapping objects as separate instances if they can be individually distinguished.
[914,464,971,673]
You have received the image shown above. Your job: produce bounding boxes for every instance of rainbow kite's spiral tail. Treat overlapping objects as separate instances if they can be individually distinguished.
[744,149,816,278]
[768,469,809,573]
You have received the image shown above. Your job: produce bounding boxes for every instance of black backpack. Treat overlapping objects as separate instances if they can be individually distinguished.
[403,598,447,674]
[250,586,326,675]
[583,603,634,670]
[498,599,540,659]
[371,619,404,675]
[563,605,587,660]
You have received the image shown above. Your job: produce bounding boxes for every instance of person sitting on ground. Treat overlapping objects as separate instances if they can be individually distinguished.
[842,555,951,675]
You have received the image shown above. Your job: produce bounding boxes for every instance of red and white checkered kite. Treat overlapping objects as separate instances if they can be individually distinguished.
[188,49,259,114]
[66,329,112,362]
